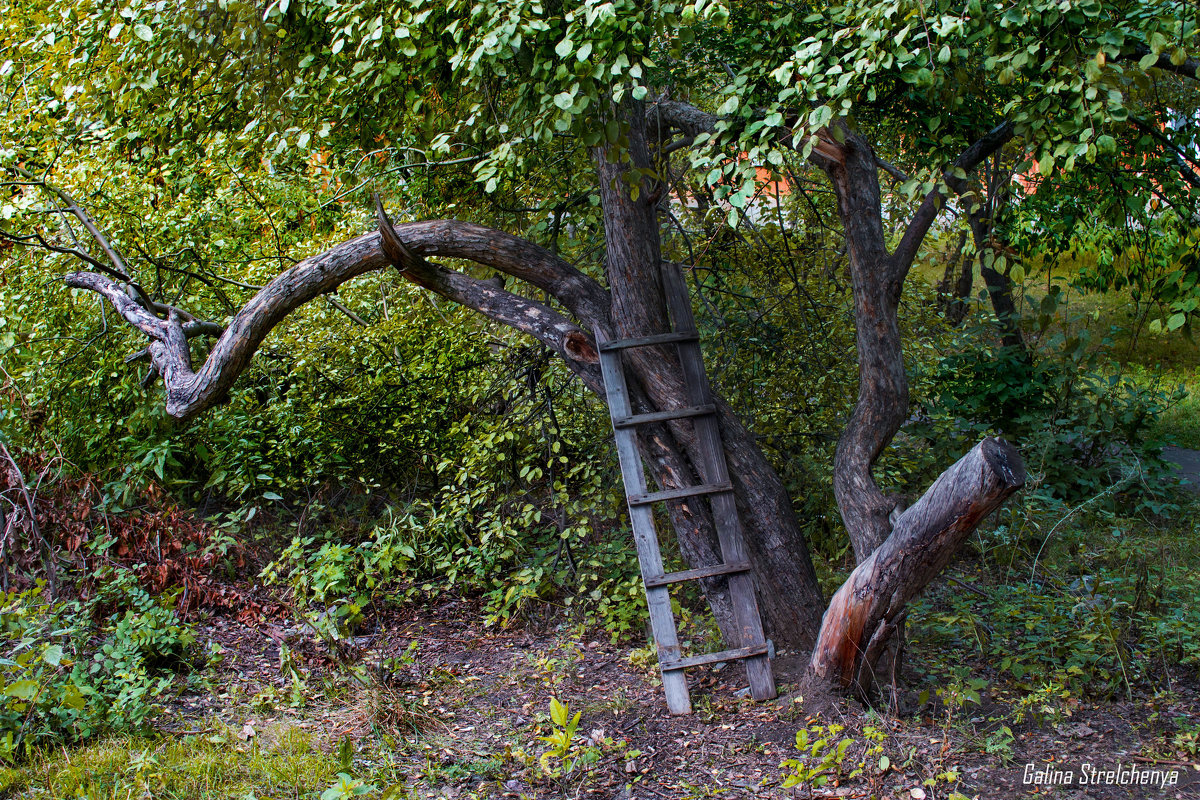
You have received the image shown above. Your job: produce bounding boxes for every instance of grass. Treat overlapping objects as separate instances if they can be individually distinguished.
[0,723,341,799]
[1126,364,1200,449]
[0,675,448,800]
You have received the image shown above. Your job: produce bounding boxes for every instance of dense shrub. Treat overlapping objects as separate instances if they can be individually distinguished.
[912,303,1181,508]
[0,569,196,760]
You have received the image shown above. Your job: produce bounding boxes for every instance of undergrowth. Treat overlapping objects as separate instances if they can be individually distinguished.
[908,500,1200,707]
[0,568,198,760]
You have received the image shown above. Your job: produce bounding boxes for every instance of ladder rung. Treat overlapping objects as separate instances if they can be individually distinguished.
[613,404,716,429]
[598,331,699,351]
[644,560,751,588]
[628,482,732,506]
[661,643,769,672]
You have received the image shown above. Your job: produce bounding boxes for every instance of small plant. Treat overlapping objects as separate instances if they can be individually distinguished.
[982,724,1016,763]
[523,641,583,688]
[1011,679,1077,726]
[780,718,895,795]
[0,569,196,760]
[320,772,377,800]
[1171,719,1200,758]
[780,723,856,790]
[538,697,582,778]
[936,670,986,724]
[627,643,658,674]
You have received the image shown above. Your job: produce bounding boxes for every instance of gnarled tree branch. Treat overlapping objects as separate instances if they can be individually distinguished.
[67,210,610,420]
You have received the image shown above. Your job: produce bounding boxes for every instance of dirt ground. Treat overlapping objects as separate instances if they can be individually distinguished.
[158,598,1200,800]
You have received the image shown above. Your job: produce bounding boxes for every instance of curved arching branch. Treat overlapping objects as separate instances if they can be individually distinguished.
[891,121,1016,272]
[66,213,611,421]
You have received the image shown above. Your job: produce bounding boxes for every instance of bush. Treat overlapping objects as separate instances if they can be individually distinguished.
[912,302,1181,509]
[0,569,196,760]
[256,341,649,640]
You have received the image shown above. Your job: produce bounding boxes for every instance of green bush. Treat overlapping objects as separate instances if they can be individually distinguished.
[0,569,196,760]
[255,342,650,639]
[912,303,1181,509]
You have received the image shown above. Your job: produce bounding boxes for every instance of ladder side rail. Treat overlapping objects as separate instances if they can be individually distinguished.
[660,264,777,701]
[596,332,693,714]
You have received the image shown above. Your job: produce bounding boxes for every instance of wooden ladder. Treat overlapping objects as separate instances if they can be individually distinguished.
[597,262,776,715]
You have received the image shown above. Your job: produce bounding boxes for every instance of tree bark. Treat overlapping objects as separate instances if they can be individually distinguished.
[808,437,1024,695]
[814,130,909,561]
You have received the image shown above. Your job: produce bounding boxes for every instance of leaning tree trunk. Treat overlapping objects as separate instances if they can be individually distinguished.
[808,437,1024,696]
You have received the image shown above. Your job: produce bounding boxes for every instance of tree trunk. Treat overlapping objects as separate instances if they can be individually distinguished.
[965,157,1029,359]
[593,98,824,650]
[808,437,1024,695]
[816,130,911,562]
[936,230,973,326]
[969,216,1028,357]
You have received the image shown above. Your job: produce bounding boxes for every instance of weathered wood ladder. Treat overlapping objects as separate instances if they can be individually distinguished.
[597,262,776,715]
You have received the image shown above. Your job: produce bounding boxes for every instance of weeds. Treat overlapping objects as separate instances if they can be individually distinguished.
[780,720,892,795]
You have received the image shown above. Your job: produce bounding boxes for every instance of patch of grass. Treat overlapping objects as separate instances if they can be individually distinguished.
[911,499,1200,711]
[0,723,340,799]
[1128,365,1200,449]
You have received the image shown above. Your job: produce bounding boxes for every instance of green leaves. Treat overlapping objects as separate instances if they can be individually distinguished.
[549,695,570,727]
[0,576,197,756]
[320,773,376,800]
[42,645,63,667]
[3,680,38,701]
